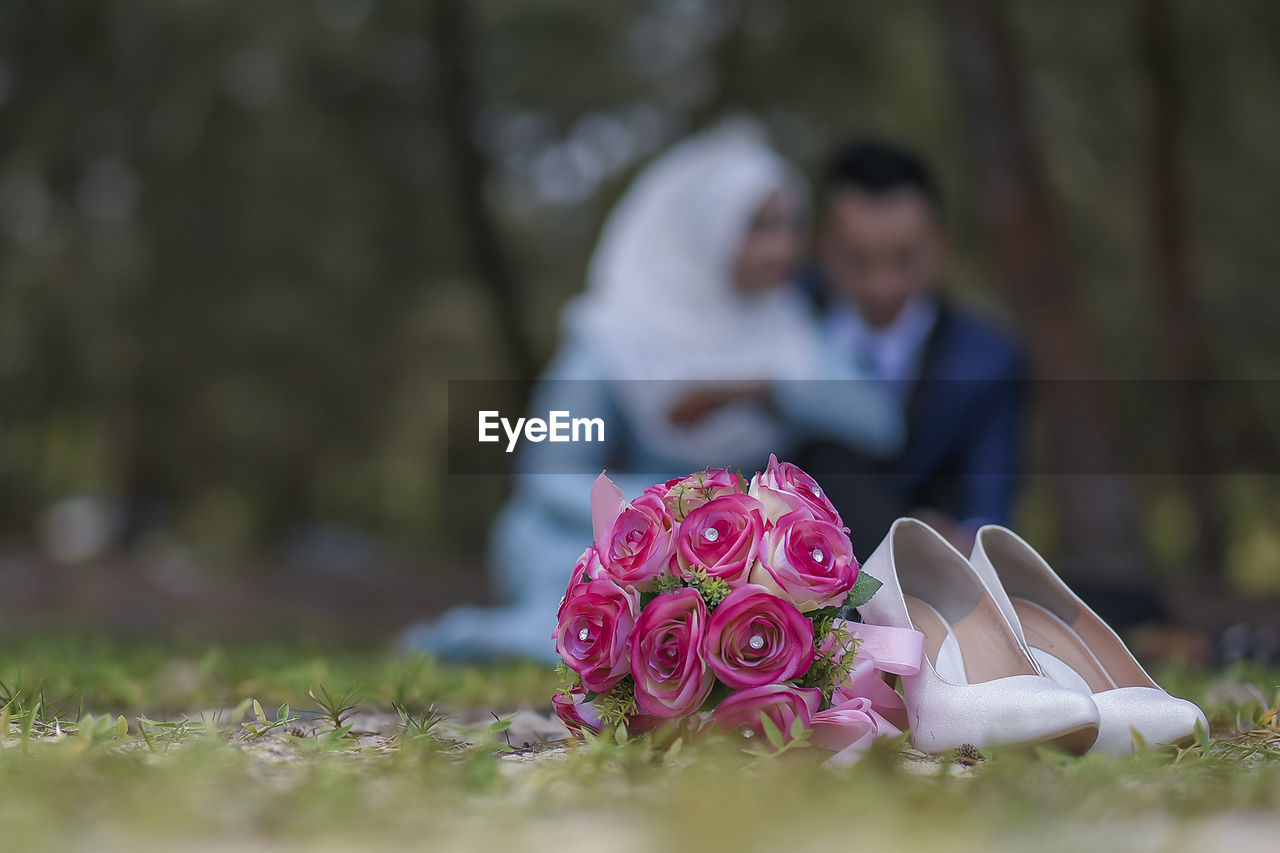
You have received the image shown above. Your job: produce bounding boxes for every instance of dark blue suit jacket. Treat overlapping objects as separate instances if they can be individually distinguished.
[894,297,1027,525]
[802,277,1028,528]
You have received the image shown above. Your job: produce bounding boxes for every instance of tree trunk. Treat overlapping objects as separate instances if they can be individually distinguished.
[430,0,536,379]
[935,0,1153,607]
[1139,0,1226,585]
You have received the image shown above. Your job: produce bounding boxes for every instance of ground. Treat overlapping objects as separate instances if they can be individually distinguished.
[2,638,1279,852]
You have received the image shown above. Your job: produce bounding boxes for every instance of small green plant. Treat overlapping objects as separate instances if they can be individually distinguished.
[135,715,212,752]
[305,685,361,735]
[0,679,80,744]
[69,712,130,748]
[457,712,516,754]
[393,701,449,743]
[239,699,298,739]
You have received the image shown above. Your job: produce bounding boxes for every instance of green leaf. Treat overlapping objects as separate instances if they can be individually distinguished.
[843,572,883,611]
[252,699,266,724]
[1193,718,1211,752]
[789,715,806,741]
[759,714,785,751]
[277,703,290,723]
[808,605,840,622]
[115,715,129,739]
[486,714,514,734]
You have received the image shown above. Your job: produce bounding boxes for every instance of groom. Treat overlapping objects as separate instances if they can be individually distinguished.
[797,139,1028,558]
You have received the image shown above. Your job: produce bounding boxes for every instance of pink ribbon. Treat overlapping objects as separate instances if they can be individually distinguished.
[810,619,924,766]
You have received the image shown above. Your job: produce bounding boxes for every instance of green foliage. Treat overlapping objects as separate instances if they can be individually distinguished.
[553,661,582,698]
[392,702,449,744]
[1,642,1279,848]
[0,638,561,711]
[742,713,813,759]
[136,713,221,753]
[685,569,731,610]
[650,572,688,599]
[843,572,884,611]
[797,618,862,705]
[305,684,362,733]
[645,566,731,611]
[240,698,298,740]
[3,0,1276,584]
[589,676,640,730]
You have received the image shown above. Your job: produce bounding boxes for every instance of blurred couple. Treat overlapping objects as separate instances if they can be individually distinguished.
[405,119,1025,663]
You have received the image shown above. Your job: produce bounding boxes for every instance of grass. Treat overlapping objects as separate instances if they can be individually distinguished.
[2,637,1279,852]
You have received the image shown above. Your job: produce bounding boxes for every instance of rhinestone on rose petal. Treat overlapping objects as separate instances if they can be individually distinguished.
[811,548,825,563]
[578,627,590,642]
[703,527,719,543]
[748,634,765,650]
[811,485,822,497]
[741,727,754,739]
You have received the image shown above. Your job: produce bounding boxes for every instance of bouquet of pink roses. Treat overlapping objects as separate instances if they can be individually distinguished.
[553,455,924,763]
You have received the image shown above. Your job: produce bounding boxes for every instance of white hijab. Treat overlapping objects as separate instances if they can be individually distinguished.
[563,119,832,466]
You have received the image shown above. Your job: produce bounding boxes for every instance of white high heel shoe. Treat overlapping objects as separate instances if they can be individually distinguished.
[858,518,1100,755]
[969,524,1208,755]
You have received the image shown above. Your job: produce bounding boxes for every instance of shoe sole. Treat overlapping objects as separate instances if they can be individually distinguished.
[914,723,1100,758]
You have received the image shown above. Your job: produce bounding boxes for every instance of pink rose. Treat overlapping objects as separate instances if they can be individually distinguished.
[590,473,676,591]
[555,577,639,693]
[568,545,606,588]
[552,688,663,736]
[751,510,857,612]
[658,467,744,521]
[558,546,606,621]
[706,683,823,748]
[630,588,715,718]
[748,454,842,526]
[642,477,682,503]
[552,688,603,736]
[703,584,815,689]
[675,493,765,586]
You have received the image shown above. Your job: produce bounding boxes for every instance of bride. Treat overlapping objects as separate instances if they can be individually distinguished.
[403,119,902,662]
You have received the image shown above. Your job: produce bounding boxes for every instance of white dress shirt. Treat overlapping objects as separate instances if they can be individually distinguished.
[826,294,940,399]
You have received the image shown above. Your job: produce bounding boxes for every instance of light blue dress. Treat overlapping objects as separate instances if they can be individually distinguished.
[401,321,902,664]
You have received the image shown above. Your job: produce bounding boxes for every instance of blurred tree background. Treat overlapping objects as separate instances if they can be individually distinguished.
[2,0,1279,634]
